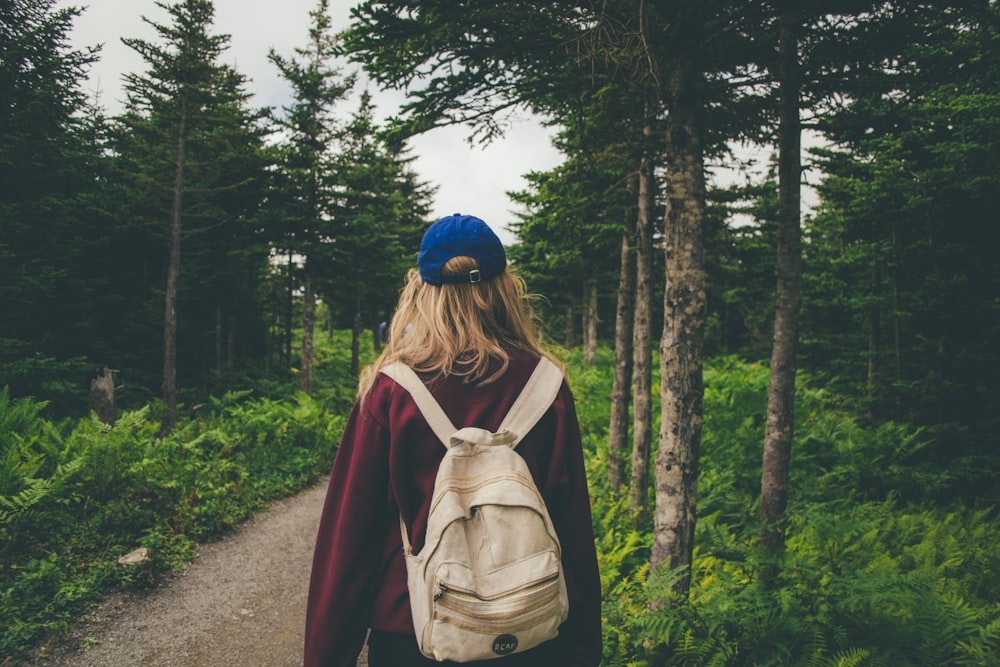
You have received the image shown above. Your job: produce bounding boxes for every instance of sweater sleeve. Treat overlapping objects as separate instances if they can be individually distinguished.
[304,398,390,667]
[545,384,604,666]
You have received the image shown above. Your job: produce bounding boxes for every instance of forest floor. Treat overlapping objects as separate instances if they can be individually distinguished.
[18,477,368,667]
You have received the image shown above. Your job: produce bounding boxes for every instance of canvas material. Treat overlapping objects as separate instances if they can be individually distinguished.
[381,358,570,663]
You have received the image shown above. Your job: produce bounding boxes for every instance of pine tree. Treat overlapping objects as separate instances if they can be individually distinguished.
[328,91,432,375]
[268,0,354,395]
[114,0,270,432]
[805,0,1000,500]
[0,0,104,410]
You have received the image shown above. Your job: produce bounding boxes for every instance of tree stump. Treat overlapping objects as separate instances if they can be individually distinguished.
[90,367,117,425]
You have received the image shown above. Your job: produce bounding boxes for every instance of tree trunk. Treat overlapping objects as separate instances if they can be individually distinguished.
[891,222,902,421]
[759,8,803,583]
[584,277,599,365]
[285,249,294,369]
[228,313,236,367]
[652,55,707,600]
[630,140,655,521]
[215,307,224,372]
[352,298,362,377]
[563,304,575,350]
[609,216,635,493]
[300,264,315,395]
[161,97,187,436]
[866,260,880,423]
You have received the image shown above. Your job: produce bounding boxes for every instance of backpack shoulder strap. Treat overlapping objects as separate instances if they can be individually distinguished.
[500,356,565,449]
[381,362,456,447]
[381,357,565,449]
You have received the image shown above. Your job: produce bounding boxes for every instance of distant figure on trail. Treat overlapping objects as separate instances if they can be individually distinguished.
[304,213,602,666]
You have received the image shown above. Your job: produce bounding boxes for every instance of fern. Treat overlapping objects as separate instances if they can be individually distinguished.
[803,624,831,667]
[671,628,736,667]
[953,610,1000,666]
[912,589,998,666]
[0,386,48,439]
[0,476,55,526]
[0,458,83,534]
[596,358,1000,666]
[0,432,43,496]
[827,647,871,667]
[207,388,255,410]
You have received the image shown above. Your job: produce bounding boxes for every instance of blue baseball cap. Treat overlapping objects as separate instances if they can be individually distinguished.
[418,214,507,285]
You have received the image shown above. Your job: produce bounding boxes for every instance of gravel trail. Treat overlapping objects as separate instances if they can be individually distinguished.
[20,477,368,667]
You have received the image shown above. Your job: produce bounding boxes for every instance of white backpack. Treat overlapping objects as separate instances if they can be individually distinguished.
[381,357,570,662]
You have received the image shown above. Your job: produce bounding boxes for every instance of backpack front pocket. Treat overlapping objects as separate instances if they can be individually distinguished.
[426,550,567,661]
[435,569,562,632]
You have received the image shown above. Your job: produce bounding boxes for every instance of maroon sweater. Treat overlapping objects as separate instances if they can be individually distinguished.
[303,351,602,667]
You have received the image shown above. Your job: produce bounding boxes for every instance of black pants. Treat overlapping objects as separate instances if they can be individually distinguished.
[367,631,554,667]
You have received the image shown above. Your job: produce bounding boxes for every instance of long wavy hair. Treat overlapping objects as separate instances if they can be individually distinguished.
[358,256,560,401]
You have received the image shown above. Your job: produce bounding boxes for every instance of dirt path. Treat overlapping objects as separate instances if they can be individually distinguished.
[21,477,368,667]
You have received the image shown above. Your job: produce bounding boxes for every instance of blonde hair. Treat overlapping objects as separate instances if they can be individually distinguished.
[358,256,560,401]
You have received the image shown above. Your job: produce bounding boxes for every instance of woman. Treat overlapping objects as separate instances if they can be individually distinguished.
[304,214,602,666]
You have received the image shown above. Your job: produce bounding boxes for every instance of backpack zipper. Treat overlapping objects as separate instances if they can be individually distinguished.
[428,471,543,516]
[435,570,559,603]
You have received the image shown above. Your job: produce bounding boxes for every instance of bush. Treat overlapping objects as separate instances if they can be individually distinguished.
[0,385,345,659]
[569,353,1000,666]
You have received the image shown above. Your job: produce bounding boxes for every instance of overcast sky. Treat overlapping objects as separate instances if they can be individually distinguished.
[58,0,563,244]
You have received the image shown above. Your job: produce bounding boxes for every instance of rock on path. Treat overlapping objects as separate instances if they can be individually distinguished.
[21,477,368,667]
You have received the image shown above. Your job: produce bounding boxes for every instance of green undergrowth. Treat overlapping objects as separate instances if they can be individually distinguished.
[4,341,998,665]
[561,349,1000,667]
[0,330,364,660]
